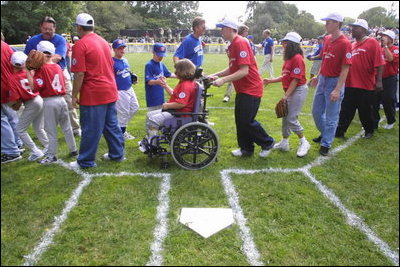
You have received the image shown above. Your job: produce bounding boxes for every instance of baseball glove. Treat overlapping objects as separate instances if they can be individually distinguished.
[26,50,46,70]
[275,98,288,118]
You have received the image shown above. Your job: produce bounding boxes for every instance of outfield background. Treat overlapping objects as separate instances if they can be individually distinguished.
[1,53,399,266]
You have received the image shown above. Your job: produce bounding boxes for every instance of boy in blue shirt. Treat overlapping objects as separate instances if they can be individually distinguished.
[144,43,176,111]
[112,39,139,140]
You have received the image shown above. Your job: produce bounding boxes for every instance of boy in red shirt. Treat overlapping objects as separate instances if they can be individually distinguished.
[27,41,77,164]
[8,51,48,161]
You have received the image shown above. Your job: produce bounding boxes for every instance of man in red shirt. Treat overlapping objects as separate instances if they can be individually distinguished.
[70,13,124,168]
[335,19,385,139]
[310,12,352,156]
[211,19,275,158]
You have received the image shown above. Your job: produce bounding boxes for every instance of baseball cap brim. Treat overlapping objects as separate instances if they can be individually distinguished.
[155,52,167,57]
[113,44,126,49]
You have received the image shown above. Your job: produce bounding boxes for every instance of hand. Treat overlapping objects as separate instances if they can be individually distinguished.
[306,55,312,61]
[11,100,22,111]
[72,95,80,109]
[263,79,273,85]
[270,57,273,63]
[208,75,218,81]
[330,90,340,102]
[375,80,383,91]
[381,37,389,47]
[308,77,318,88]
[282,95,288,101]
[213,78,225,87]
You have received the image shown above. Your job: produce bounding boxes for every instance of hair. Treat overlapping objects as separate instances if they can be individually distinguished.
[238,25,249,36]
[283,41,303,61]
[1,32,4,41]
[40,16,56,26]
[174,59,196,81]
[80,25,94,32]
[263,29,271,35]
[192,17,205,31]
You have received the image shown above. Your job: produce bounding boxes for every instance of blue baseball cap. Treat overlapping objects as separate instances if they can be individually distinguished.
[112,39,126,49]
[247,35,254,39]
[153,43,167,57]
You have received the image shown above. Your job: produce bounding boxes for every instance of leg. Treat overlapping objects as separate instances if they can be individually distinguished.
[102,102,125,160]
[336,87,357,136]
[1,105,20,156]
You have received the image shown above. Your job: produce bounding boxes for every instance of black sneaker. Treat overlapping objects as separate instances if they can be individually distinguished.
[1,154,22,164]
[39,156,57,164]
[69,151,78,157]
[362,132,373,139]
[319,146,329,156]
[312,136,322,143]
[18,145,25,154]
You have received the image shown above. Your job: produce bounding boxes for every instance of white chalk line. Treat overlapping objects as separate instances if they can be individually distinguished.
[22,161,171,266]
[221,128,399,266]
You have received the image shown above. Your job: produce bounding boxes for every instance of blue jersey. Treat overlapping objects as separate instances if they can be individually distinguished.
[250,42,256,55]
[144,59,172,107]
[311,43,323,60]
[113,57,132,90]
[174,34,203,67]
[262,37,274,55]
[24,33,67,69]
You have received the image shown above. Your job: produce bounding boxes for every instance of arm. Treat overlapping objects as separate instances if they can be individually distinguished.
[213,65,249,87]
[162,102,185,110]
[375,65,384,91]
[263,76,283,85]
[382,46,394,62]
[283,79,299,100]
[330,64,350,102]
[270,45,274,62]
[25,69,35,90]
[72,72,84,108]
[209,67,230,80]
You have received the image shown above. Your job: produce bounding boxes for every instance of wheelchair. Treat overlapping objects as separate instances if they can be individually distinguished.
[139,69,219,170]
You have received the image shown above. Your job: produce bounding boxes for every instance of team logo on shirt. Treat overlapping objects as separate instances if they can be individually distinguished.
[346,52,352,59]
[394,49,399,54]
[72,58,77,65]
[293,68,301,74]
[179,92,186,99]
[239,51,247,58]
[36,78,43,86]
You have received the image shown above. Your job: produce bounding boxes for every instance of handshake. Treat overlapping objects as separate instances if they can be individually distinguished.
[306,54,313,61]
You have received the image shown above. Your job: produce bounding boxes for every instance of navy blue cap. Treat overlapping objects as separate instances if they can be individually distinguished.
[153,43,167,57]
[112,39,126,49]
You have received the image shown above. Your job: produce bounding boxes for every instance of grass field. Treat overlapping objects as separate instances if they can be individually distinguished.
[1,53,399,266]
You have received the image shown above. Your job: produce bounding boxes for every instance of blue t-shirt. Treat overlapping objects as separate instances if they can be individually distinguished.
[24,33,67,69]
[113,57,132,90]
[250,42,256,55]
[144,59,172,107]
[262,37,274,55]
[174,34,203,67]
[311,43,323,60]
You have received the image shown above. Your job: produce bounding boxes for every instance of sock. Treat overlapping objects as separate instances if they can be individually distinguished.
[299,136,306,143]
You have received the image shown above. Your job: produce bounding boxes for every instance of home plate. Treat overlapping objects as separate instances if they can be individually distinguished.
[179,208,234,238]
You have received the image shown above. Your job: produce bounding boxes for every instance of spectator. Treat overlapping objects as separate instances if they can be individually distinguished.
[306,35,324,79]
[70,13,124,168]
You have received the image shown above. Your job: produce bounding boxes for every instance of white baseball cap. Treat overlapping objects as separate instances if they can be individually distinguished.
[281,32,302,44]
[321,12,344,22]
[37,40,55,55]
[73,13,94,27]
[216,18,238,30]
[10,51,28,66]
[349,19,369,30]
[380,30,396,40]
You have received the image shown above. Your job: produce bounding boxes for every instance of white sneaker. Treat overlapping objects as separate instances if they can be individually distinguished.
[138,140,148,153]
[69,161,80,169]
[231,149,243,157]
[222,96,230,102]
[259,149,272,158]
[123,132,136,140]
[297,139,311,157]
[273,140,290,151]
[103,153,126,161]
[28,150,44,161]
[383,123,395,129]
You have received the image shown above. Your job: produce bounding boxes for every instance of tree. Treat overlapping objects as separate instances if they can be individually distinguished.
[359,6,398,28]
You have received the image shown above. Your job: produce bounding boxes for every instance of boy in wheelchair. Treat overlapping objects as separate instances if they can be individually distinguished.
[139,59,197,152]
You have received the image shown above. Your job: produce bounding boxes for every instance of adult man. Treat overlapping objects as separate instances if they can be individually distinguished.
[173,17,206,67]
[25,16,81,137]
[70,13,124,168]
[258,29,275,78]
[211,19,275,158]
[310,12,352,156]
[335,19,385,139]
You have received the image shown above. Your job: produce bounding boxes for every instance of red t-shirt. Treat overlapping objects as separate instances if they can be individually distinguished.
[1,41,14,103]
[8,70,39,103]
[320,34,352,77]
[34,63,66,98]
[71,32,118,106]
[227,35,263,98]
[346,37,385,90]
[382,45,399,78]
[168,80,196,113]
[281,54,307,91]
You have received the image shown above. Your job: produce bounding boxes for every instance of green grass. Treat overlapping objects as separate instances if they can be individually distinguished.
[1,53,398,266]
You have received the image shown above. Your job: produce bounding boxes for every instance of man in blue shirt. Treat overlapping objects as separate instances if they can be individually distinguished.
[173,17,206,67]
[306,35,324,79]
[24,16,81,137]
[258,29,275,78]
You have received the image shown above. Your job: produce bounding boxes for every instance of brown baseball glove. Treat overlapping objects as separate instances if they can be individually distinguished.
[275,98,288,118]
[26,50,46,70]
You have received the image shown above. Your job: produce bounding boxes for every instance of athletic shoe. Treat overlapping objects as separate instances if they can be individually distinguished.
[102,153,126,162]
[39,156,57,164]
[312,136,322,143]
[28,150,44,161]
[259,149,272,158]
[69,151,78,157]
[335,132,345,138]
[362,132,373,139]
[73,130,82,137]
[383,123,395,130]
[297,139,311,158]
[18,145,25,154]
[231,149,253,157]
[319,146,329,156]
[123,132,136,140]
[273,140,290,151]
[222,96,230,102]
[1,154,22,164]
[138,140,148,153]
[69,161,81,169]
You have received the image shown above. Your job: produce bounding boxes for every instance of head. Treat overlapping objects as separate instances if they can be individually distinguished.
[247,35,254,43]
[317,35,325,44]
[10,51,28,70]
[281,32,303,60]
[263,29,271,38]
[72,36,79,43]
[379,30,395,45]
[37,40,55,61]
[152,43,167,62]
[112,39,126,59]
[40,16,57,40]
[216,19,238,42]
[73,13,95,37]
[349,19,369,40]
[174,59,196,81]
[321,12,344,34]
[238,25,249,37]
[192,17,206,37]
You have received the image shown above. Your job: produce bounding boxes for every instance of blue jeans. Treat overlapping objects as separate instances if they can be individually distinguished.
[1,105,20,155]
[77,102,124,168]
[312,75,345,148]
[2,104,23,147]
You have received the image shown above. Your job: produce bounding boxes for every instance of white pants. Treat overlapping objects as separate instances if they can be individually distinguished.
[146,109,174,132]
[116,89,139,127]
[258,54,275,78]
[63,68,80,133]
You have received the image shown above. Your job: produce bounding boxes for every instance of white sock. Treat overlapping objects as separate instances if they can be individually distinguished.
[281,138,289,144]
[299,136,306,143]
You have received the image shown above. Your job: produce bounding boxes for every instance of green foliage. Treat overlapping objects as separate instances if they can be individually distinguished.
[359,6,399,28]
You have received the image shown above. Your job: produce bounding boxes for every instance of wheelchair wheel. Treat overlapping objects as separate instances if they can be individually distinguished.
[171,122,219,170]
